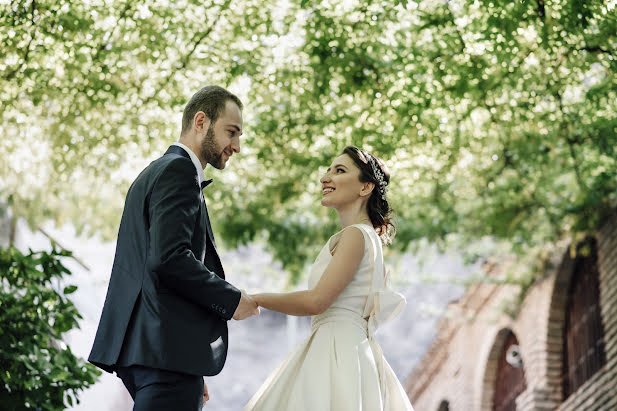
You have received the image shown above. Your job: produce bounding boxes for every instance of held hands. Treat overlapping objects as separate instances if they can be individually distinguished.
[232,290,260,320]
[202,380,209,407]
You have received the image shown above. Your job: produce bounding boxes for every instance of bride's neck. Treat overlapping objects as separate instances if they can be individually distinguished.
[338,208,371,229]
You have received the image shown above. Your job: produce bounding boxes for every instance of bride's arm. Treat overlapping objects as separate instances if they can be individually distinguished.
[252,226,365,316]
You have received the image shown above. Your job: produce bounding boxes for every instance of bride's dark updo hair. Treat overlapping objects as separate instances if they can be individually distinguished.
[342,146,396,245]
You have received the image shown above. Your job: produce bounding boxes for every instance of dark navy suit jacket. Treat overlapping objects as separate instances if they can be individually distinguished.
[89,145,241,376]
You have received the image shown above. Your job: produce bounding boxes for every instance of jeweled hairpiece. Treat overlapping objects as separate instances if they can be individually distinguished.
[367,155,388,200]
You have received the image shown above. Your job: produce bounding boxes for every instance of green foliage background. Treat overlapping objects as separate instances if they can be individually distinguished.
[0,247,100,410]
[1,0,616,282]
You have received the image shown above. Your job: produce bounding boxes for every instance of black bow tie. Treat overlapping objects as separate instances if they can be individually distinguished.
[201,179,213,189]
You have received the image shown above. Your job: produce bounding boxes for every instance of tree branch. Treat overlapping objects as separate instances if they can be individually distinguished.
[555,89,587,192]
[4,0,37,81]
[38,227,91,271]
[536,0,546,20]
[579,46,615,60]
[566,135,586,190]
[92,0,135,63]
[142,0,234,106]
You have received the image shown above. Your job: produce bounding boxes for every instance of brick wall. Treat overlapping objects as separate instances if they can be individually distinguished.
[557,217,617,411]
[405,214,617,411]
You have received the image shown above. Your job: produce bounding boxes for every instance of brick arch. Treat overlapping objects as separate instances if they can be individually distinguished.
[480,328,527,411]
[546,237,606,403]
[545,246,576,402]
[480,328,510,410]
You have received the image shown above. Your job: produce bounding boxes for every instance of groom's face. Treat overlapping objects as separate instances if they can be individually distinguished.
[199,100,243,169]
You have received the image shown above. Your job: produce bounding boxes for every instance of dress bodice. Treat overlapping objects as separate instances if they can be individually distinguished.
[307,224,385,318]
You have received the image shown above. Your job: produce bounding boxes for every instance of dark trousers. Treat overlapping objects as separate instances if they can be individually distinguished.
[116,365,204,411]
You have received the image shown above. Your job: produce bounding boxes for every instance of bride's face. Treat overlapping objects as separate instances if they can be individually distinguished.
[320,154,366,208]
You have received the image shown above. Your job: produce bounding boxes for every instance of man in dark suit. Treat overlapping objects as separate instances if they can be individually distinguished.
[89,85,259,410]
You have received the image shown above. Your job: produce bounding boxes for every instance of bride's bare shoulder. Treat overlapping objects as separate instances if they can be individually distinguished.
[328,225,365,256]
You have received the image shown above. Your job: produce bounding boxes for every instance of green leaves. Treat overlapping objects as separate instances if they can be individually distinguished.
[1,0,616,283]
[63,285,78,295]
[0,247,100,410]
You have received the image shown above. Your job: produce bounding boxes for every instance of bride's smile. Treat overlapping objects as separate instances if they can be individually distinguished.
[320,154,372,211]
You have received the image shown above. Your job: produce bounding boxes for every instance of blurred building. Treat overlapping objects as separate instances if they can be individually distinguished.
[404,215,617,411]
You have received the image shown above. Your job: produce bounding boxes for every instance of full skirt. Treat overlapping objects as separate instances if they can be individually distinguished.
[244,319,414,411]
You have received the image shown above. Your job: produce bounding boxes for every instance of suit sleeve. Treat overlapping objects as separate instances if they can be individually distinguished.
[147,157,241,320]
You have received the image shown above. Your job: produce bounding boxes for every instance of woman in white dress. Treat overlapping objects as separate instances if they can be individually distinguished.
[245,146,415,411]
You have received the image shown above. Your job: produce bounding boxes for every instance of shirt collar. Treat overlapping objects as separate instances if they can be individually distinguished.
[172,142,206,186]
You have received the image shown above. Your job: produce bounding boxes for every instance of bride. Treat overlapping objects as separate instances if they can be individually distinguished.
[245,146,414,410]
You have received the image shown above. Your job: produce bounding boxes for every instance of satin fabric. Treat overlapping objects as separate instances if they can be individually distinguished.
[245,224,414,411]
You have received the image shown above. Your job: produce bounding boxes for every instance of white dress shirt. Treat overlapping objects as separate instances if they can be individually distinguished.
[172,142,206,187]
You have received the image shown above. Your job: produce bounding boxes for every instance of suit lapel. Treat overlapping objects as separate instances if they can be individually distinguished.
[201,197,217,248]
[165,145,219,252]
[201,196,225,278]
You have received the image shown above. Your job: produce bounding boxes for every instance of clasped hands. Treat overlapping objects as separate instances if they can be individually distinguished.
[232,290,260,320]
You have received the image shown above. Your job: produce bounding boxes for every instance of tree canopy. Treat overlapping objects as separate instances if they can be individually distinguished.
[2,0,616,282]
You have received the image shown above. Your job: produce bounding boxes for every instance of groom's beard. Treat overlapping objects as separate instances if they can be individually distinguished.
[200,124,224,169]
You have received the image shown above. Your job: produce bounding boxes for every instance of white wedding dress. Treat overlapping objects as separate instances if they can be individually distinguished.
[244,224,415,411]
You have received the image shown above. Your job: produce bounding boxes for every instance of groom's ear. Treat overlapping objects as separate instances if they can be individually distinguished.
[193,111,211,133]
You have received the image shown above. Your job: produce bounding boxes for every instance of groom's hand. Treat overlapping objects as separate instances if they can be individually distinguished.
[233,290,260,320]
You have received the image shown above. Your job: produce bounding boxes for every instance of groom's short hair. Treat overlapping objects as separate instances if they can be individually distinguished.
[181,86,243,135]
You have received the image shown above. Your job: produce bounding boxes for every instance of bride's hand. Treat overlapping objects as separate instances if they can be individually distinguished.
[250,294,262,307]
[202,380,209,406]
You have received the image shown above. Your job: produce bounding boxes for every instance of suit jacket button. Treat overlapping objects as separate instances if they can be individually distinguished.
[222,309,226,314]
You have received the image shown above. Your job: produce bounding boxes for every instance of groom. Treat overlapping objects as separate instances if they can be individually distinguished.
[89,85,259,410]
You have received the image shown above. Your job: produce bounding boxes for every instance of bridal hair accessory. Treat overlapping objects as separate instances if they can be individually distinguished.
[367,156,388,200]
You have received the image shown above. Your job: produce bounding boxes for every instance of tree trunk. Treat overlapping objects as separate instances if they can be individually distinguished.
[0,204,13,248]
